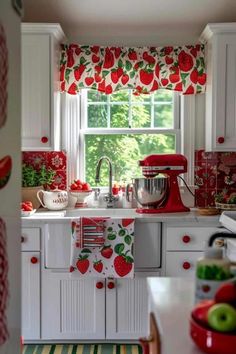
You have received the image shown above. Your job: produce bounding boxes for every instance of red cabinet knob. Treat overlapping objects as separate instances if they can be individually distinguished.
[182,261,191,270]
[217,136,224,144]
[182,235,191,243]
[96,281,104,289]
[107,281,115,289]
[30,257,38,264]
[41,136,48,144]
[21,236,25,243]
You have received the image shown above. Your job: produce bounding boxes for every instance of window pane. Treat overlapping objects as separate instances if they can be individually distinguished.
[110,104,129,128]
[88,90,107,102]
[110,91,129,102]
[88,105,108,128]
[85,134,176,186]
[154,104,173,128]
[153,89,173,102]
[132,94,151,103]
[132,104,151,128]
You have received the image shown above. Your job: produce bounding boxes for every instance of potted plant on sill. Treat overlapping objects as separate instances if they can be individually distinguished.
[22,164,56,209]
[215,189,236,211]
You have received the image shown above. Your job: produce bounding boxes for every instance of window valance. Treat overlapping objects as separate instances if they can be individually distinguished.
[60,44,206,95]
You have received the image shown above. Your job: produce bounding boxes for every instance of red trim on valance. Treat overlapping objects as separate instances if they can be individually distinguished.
[60,44,206,95]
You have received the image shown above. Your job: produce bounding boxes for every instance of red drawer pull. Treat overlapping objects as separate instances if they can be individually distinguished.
[182,235,191,243]
[96,281,104,289]
[217,136,224,144]
[182,261,191,270]
[107,281,115,289]
[30,257,38,264]
[41,136,48,144]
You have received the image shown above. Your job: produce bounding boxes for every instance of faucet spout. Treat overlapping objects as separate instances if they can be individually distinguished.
[95,156,118,208]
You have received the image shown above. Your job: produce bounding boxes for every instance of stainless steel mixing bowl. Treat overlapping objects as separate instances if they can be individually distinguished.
[132,177,168,208]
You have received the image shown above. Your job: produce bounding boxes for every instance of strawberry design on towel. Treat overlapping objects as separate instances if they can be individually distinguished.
[70,218,134,278]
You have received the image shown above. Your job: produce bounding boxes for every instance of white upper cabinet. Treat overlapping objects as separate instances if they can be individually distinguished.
[200,23,236,151]
[21,23,65,151]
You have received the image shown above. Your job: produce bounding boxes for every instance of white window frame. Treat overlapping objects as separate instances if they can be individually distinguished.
[62,91,195,187]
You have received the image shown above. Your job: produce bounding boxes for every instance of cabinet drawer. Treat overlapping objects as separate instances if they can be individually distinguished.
[165,251,203,277]
[21,228,40,251]
[166,227,220,251]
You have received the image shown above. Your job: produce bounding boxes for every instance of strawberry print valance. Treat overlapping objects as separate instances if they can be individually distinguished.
[60,44,206,95]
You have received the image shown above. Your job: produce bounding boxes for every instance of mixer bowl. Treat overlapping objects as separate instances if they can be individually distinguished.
[132,177,168,208]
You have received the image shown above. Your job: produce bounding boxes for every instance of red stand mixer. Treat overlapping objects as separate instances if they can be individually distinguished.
[135,154,190,214]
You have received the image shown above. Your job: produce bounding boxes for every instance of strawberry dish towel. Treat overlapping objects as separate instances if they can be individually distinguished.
[70,217,134,278]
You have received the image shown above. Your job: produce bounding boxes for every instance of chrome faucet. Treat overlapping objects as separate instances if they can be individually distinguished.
[95,156,118,208]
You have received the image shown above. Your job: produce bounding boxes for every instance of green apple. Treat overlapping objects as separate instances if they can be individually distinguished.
[207,303,236,332]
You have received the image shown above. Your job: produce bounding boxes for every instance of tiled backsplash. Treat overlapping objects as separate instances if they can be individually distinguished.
[195,150,236,207]
[22,151,67,190]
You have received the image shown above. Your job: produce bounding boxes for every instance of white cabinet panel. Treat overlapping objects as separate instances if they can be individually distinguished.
[41,272,105,340]
[106,277,149,340]
[21,227,40,251]
[166,251,203,277]
[22,34,51,149]
[21,252,40,340]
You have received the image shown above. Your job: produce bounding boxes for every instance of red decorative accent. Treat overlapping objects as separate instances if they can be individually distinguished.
[139,338,150,354]
[107,281,115,289]
[21,236,25,243]
[217,136,225,144]
[182,235,191,243]
[96,281,104,289]
[41,136,48,144]
[31,257,38,264]
[182,261,191,270]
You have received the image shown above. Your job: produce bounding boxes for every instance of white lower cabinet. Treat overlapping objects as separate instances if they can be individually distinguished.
[21,252,40,340]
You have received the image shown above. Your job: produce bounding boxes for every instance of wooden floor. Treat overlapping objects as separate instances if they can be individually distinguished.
[23,344,143,354]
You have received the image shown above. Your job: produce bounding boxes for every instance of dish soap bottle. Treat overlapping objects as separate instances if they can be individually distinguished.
[195,247,232,303]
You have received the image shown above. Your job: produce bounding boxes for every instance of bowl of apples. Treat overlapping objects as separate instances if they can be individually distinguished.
[69,179,92,208]
[190,280,236,354]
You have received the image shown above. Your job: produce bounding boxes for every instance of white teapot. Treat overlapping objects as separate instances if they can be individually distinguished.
[37,189,68,210]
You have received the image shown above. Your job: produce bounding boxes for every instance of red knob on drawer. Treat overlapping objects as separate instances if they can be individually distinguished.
[96,281,104,289]
[182,261,191,270]
[41,136,48,144]
[182,235,191,243]
[21,236,25,243]
[30,257,38,264]
[217,136,224,144]
[107,281,115,289]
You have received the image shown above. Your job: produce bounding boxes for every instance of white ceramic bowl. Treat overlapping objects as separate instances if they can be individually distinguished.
[21,209,36,217]
[69,190,93,208]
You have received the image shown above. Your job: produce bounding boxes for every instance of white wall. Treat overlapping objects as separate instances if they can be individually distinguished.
[0,1,21,353]
[195,93,205,150]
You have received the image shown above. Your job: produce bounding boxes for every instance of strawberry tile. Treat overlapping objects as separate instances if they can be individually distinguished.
[22,151,47,169]
[195,189,207,208]
[46,151,67,170]
[48,169,67,190]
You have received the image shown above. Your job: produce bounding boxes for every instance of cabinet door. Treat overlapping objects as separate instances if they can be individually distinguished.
[206,33,236,151]
[21,33,51,150]
[41,271,105,340]
[21,252,40,340]
[106,277,149,340]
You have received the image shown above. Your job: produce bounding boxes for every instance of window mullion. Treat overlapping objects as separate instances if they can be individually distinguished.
[107,95,111,128]
[151,94,154,128]
[128,90,132,128]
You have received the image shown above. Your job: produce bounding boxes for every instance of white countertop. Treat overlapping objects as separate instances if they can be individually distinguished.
[147,278,202,354]
[21,208,220,224]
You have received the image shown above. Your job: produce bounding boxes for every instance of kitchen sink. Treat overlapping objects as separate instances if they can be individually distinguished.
[65,208,137,218]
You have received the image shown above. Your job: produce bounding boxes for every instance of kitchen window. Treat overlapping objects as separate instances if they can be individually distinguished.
[79,89,181,187]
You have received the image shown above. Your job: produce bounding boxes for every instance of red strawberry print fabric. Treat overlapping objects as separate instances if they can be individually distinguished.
[60,44,206,95]
[0,23,8,129]
[70,218,134,278]
[0,218,9,344]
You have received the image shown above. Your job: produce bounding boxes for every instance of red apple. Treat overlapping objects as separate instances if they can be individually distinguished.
[82,182,91,191]
[215,281,236,305]
[191,299,216,326]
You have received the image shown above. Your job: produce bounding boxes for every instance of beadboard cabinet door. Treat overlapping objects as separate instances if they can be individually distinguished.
[41,271,105,340]
[21,252,40,340]
[106,276,150,340]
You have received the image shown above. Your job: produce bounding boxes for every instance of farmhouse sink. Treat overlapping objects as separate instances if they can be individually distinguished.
[65,208,137,218]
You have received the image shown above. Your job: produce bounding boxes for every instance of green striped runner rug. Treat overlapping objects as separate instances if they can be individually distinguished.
[23,344,143,354]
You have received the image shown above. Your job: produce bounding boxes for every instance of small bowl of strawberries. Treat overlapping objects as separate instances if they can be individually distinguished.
[69,179,92,208]
[21,201,36,217]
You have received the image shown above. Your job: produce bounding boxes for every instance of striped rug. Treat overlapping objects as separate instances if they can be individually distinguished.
[23,344,143,354]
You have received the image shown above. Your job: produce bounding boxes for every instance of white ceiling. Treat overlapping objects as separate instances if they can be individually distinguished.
[23,0,236,46]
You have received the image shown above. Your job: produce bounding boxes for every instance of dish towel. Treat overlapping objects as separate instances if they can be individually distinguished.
[0,218,9,344]
[70,218,134,278]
